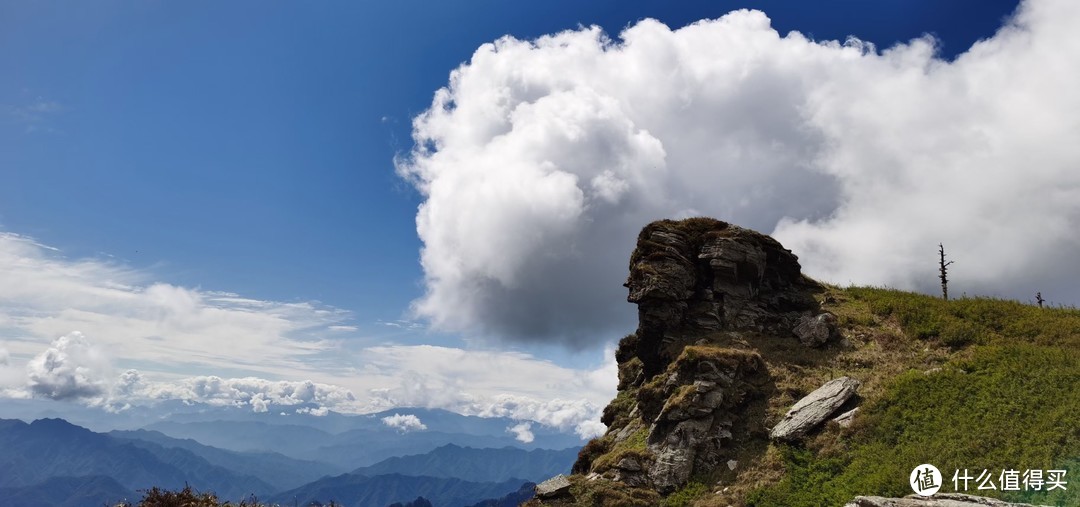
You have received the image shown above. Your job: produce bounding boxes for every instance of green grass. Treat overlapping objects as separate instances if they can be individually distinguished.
[746,288,1080,507]
[661,481,710,507]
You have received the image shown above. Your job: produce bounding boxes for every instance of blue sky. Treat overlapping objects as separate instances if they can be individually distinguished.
[9,0,1079,433]
[1,0,1019,333]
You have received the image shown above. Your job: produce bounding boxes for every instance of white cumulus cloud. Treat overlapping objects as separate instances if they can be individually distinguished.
[297,406,330,416]
[26,331,110,400]
[398,0,1080,347]
[382,413,428,432]
[507,421,535,443]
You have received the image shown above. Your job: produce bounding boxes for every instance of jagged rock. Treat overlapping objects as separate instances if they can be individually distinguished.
[647,416,713,492]
[770,376,860,441]
[637,347,767,494]
[625,218,820,376]
[833,407,859,428]
[844,493,1048,506]
[535,474,572,498]
[567,219,832,503]
[793,312,839,347]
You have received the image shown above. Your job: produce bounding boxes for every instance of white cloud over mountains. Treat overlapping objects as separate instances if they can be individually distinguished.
[0,232,615,436]
[0,232,349,378]
[508,421,534,443]
[382,413,428,432]
[26,331,110,400]
[398,0,1080,346]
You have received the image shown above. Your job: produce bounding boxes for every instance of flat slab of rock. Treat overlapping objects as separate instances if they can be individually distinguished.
[535,474,572,498]
[844,493,1049,506]
[770,376,860,441]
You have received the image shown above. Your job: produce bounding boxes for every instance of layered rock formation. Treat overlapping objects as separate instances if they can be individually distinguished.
[625,218,822,377]
[557,218,838,501]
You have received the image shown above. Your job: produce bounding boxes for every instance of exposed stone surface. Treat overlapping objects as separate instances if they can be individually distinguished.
[833,407,860,428]
[640,347,768,494]
[844,493,1048,506]
[793,311,839,347]
[625,218,820,377]
[564,218,825,499]
[612,456,650,487]
[770,376,861,441]
[535,474,572,498]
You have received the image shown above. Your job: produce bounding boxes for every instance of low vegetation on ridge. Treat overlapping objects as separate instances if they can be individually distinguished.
[689,287,1078,506]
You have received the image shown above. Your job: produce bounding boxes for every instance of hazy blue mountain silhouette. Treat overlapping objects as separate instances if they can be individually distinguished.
[353,443,577,483]
[268,473,527,507]
[110,428,344,489]
[0,418,271,500]
[0,475,134,507]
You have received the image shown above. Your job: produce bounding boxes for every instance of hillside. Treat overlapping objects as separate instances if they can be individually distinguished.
[529,218,1078,506]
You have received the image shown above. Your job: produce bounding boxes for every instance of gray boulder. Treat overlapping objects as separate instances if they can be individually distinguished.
[535,474,572,499]
[770,376,860,441]
[793,312,839,347]
[844,493,1049,506]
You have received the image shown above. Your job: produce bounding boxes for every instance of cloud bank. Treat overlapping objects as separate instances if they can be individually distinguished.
[0,232,352,379]
[0,232,616,435]
[398,0,1080,347]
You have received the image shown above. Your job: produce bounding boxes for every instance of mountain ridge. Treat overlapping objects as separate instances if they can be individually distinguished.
[528,217,1078,506]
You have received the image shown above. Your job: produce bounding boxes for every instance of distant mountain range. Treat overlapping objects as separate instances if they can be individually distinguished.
[352,443,577,484]
[0,418,270,500]
[0,415,577,507]
[268,473,528,507]
[0,475,133,507]
[142,408,582,469]
[108,428,344,490]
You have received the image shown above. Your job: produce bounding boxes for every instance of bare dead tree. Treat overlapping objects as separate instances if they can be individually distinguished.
[938,243,954,300]
[1036,292,1045,308]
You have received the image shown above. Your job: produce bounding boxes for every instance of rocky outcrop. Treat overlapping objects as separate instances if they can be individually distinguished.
[844,493,1049,506]
[770,376,861,441]
[625,218,822,377]
[568,218,828,498]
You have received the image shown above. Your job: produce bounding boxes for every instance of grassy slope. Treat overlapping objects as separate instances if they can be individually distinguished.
[709,286,1080,507]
